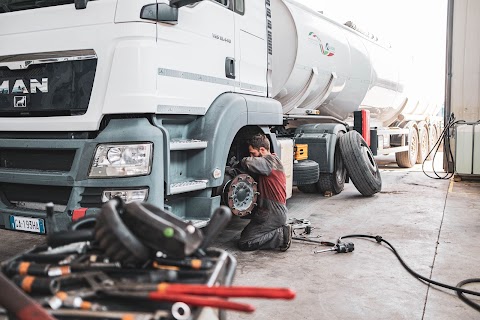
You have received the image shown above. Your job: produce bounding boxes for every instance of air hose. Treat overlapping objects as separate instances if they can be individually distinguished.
[422,113,480,180]
[339,234,480,312]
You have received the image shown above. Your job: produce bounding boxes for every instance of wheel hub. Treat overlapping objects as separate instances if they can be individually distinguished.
[223,174,258,217]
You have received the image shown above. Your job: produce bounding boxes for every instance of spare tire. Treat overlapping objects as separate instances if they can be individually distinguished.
[339,131,382,196]
[293,160,319,186]
[297,184,318,193]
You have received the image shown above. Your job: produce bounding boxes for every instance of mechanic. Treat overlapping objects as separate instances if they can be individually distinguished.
[237,133,292,252]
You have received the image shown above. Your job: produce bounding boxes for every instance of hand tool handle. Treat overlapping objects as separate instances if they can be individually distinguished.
[199,206,232,251]
[6,261,50,276]
[47,229,94,248]
[0,272,55,320]
[13,275,60,294]
[148,292,255,313]
[154,258,213,270]
[158,284,295,300]
[313,248,335,254]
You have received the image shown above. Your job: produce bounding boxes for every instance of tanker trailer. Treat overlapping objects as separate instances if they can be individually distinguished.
[270,0,441,174]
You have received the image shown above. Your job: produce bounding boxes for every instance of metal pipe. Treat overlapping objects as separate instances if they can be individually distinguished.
[444,0,455,171]
[283,115,348,127]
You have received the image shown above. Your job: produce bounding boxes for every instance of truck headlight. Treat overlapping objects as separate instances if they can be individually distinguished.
[102,189,149,203]
[89,143,152,178]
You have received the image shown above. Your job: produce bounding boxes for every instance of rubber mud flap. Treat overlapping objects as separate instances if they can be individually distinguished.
[339,131,382,196]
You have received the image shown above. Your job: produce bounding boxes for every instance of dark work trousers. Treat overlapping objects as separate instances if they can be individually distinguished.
[238,199,287,251]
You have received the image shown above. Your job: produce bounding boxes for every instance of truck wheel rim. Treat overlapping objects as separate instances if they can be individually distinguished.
[361,142,378,176]
[335,148,345,183]
[410,132,418,164]
[421,130,428,157]
[225,174,258,217]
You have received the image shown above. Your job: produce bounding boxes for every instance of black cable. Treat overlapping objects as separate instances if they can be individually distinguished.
[457,278,480,311]
[422,113,465,179]
[339,234,480,312]
[422,114,480,179]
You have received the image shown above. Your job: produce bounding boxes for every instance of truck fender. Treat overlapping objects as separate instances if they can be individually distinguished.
[294,123,347,174]
[187,93,282,187]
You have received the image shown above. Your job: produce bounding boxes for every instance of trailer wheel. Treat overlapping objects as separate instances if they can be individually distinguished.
[316,133,346,195]
[339,131,382,196]
[396,126,419,168]
[427,125,438,160]
[297,184,318,193]
[416,126,429,164]
[293,160,319,186]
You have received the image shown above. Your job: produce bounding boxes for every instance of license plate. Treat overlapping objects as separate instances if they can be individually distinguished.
[9,215,45,234]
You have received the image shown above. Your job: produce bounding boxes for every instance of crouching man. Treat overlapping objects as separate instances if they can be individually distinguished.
[238,134,292,252]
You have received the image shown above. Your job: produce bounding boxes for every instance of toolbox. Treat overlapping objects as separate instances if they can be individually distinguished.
[0,201,294,320]
[0,244,237,320]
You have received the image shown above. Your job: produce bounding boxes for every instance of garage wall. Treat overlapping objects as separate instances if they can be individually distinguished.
[451,0,480,121]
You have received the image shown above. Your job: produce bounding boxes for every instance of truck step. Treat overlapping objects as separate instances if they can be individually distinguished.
[170,139,208,151]
[170,180,208,194]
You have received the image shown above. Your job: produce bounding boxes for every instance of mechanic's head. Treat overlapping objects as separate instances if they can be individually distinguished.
[248,134,270,157]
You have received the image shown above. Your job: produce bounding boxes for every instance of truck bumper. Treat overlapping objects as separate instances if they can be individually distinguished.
[0,118,164,233]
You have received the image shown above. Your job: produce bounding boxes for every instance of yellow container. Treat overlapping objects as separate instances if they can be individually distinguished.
[294,144,308,160]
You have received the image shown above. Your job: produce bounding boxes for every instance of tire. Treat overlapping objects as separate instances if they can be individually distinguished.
[395,126,419,168]
[427,126,438,160]
[297,184,318,193]
[293,160,319,186]
[316,134,347,195]
[339,131,382,196]
[416,126,429,164]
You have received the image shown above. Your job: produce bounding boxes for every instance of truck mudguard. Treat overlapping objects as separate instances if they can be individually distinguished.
[186,93,282,187]
[294,123,347,173]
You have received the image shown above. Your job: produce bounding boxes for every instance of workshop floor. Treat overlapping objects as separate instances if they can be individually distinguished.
[0,154,479,319]
[215,154,480,320]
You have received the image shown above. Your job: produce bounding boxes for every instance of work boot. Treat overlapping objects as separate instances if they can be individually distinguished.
[280,224,293,252]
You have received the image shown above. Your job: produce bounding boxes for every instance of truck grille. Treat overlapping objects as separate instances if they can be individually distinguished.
[0,50,97,117]
[0,183,72,206]
[0,148,76,172]
[79,188,103,208]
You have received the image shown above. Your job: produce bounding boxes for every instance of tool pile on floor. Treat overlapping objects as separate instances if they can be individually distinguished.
[287,218,355,254]
[0,199,295,320]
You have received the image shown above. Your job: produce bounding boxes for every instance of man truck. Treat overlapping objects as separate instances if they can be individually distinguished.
[0,0,441,233]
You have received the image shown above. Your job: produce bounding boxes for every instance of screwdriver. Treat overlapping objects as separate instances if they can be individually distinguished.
[314,242,355,254]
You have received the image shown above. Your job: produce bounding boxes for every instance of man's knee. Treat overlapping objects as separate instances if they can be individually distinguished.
[238,240,260,251]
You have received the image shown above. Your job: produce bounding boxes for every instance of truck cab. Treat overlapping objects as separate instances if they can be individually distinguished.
[0,0,277,233]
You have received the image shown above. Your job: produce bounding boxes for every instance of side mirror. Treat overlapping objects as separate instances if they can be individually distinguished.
[74,0,88,9]
[141,3,179,25]
[170,0,202,8]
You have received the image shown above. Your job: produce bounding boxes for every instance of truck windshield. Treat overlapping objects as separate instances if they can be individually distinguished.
[0,0,77,14]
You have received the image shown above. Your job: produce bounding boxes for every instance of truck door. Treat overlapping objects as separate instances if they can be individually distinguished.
[233,0,268,96]
[156,0,235,113]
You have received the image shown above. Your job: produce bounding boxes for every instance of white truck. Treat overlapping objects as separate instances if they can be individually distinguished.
[0,0,441,233]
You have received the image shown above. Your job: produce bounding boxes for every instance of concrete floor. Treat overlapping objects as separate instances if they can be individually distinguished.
[0,155,479,319]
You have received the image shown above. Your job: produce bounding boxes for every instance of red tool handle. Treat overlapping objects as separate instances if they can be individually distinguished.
[158,283,296,300]
[148,292,255,313]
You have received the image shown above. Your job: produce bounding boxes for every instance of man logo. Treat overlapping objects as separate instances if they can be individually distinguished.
[14,96,26,108]
[0,78,48,94]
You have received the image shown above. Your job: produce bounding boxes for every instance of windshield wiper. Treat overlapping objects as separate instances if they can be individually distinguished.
[0,0,74,13]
